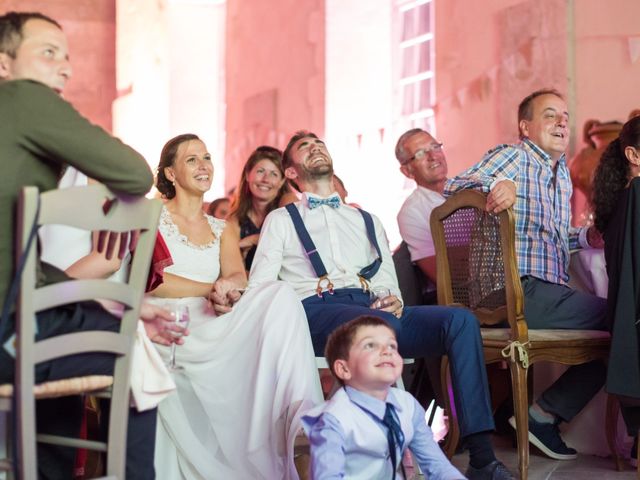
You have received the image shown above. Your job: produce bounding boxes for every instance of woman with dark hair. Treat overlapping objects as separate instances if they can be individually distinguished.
[592,115,640,462]
[227,145,287,270]
[149,134,320,479]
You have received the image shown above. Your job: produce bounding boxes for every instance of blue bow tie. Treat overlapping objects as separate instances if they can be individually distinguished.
[308,195,341,210]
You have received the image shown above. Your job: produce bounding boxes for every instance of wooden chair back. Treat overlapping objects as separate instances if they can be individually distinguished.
[431,189,527,340]
[8,184,161,479]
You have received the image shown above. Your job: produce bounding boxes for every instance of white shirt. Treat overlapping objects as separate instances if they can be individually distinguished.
[248,193,402,301]
[396,186,445,262]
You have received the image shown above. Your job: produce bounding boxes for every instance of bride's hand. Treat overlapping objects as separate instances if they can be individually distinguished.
[209,278,240,315]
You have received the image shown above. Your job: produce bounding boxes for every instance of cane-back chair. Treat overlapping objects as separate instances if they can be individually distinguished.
[430,189,614,480]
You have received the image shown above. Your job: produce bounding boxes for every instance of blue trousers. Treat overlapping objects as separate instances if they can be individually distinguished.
[302,288,495,436]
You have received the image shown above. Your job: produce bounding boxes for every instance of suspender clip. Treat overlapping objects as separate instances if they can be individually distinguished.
[358,275,370,293]
[316,275,335,297]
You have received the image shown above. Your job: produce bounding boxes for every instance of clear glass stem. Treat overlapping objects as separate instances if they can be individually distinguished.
[169,343,177,369]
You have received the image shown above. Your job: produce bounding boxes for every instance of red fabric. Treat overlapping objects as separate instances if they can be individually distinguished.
[146,231,173,292]
[73,401,88,478]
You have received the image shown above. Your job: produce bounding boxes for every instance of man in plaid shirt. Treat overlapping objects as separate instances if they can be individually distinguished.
[444,89,607,461]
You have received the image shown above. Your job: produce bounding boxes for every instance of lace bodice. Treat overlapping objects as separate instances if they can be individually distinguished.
[159,206,225,283]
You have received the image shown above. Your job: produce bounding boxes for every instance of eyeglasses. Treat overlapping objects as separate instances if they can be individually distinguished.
[402,143,444,165]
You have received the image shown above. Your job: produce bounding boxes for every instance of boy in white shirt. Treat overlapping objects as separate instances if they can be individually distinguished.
[302,316,464,479]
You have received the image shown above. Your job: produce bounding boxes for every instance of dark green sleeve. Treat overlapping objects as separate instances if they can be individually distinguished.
[12,80,153,195]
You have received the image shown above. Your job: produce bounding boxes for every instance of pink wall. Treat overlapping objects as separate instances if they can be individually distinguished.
[224,0,325,192]
[435,0,566,174]
[574,0,640,131]
[1,0,116,132]
[435,0,640,177]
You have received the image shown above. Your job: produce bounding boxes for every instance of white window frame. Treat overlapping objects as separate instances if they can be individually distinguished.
[394,0,436,134]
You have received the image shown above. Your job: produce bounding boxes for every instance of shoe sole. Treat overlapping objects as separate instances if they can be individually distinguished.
[508,416,578,461]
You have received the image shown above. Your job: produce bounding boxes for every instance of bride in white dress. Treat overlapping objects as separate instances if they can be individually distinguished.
[147,134,321,479]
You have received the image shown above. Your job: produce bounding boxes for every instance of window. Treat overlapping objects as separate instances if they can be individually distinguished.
[396,0,435,134]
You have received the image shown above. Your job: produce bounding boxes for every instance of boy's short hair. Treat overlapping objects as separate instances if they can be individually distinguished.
[324,316,395,385]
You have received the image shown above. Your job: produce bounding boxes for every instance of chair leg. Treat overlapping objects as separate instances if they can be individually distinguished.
[509,360,529,480]
[17,390,38,480]
[605,395,624,471]
[5,410,15,480]
[440,356,459,458]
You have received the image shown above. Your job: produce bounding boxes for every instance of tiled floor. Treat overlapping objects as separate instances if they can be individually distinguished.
[448,434,638,480]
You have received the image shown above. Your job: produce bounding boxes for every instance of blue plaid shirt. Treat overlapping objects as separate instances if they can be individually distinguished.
[444,138,587,285]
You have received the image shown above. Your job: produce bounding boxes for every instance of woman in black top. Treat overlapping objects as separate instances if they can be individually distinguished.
[227,146,287,271]
[592,115,640,459]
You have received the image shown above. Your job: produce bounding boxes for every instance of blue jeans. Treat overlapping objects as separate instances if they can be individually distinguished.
[302,288,495,436]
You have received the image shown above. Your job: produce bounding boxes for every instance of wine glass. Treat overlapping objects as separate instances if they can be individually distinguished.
[166,304,190,371]
[369,287,392,309]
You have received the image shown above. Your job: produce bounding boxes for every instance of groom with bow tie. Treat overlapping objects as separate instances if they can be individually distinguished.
[248,131,514,479]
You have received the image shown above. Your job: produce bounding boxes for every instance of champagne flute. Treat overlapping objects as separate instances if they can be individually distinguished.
[167,304,190,371]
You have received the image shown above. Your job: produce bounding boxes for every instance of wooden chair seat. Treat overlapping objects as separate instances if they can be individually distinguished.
[0,375,113,400]
[480,327,611,343]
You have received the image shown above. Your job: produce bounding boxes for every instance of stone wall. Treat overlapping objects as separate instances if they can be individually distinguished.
[1,0,116,132]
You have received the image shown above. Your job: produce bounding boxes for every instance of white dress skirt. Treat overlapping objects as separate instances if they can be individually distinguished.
[149,207,321,479]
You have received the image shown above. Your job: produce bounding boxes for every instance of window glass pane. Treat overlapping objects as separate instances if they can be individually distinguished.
[403,44,424,77]
[402,83,415,115]
[401,9,415,41]
[418,78,432,110]
[417,3,431,37]
[418,40,431,73]
[401,46,414,77]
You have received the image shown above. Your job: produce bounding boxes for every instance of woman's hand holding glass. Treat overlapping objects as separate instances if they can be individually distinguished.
[140,302,190,346]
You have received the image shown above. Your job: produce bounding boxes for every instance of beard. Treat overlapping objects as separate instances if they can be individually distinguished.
[301,162,333,181]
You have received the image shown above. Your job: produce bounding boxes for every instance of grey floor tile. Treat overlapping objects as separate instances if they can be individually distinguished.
[448,434,638,479]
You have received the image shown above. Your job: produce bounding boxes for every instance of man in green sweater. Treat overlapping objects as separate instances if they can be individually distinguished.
[0,11,157,479]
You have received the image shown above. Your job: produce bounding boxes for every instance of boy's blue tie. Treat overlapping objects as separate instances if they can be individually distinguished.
[382,403,404,479]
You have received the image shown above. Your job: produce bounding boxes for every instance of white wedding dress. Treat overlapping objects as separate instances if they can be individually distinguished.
[149,207,321,479]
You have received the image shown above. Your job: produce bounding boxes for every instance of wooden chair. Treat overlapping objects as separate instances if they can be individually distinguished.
[0,185,161,479]
[430,189,614,480]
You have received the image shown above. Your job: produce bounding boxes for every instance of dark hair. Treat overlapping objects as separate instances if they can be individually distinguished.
[517,88,564,138]
[156,134,200,199]
[0,12,62,58]
[324,316,395,386]
[207,197,230,218]
[395,128,428,164]
[282,130,319,169]
[592,116,640,232]
[228,145,286,224]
